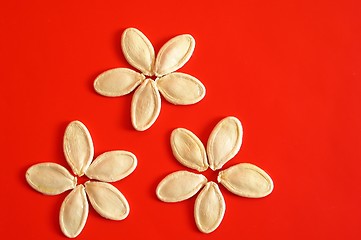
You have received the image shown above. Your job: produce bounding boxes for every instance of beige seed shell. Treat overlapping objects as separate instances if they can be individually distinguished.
[155,34,195,77]
[131,79,161,131]
[207,116,243,170]
[94,68,145,97]
[170,128,208,171]
[59,185,89,238]
[26,162,77,195]
[156,170,207,202]
[121,28,155,76]
[85,150,137,182]
[218,163,274,198]
[156,72,205,105]
[63,121,94,176]
[85,181,130,220]
[194,181,225,233]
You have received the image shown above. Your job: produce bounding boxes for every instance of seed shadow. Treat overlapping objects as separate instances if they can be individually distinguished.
[114,29,125,63]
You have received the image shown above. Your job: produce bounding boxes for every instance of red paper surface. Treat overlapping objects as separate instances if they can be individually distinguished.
[1,0,361,239]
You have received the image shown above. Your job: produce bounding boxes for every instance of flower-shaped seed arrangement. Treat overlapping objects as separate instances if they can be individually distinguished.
[94,28,206,131]
[156,116,274,233]
[26,121,137,238]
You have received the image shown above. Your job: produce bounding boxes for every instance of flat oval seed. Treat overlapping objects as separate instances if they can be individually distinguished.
[170,128,208,171]
[131,79,161,131]
[63,121,94,176]
[218,163,274,198]
[94,68,145,97]
[194,182,225,233]
[156,72,205,105]
[156,170,207,202]
[155,34,195,77]
[85,150,137,182]
[59,185,89,238]
[85,181,130,220]
[26,163,77,195]
[207,116,243,170]
[121,28,155,76]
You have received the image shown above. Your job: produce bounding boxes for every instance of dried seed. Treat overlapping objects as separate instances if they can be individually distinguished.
[85,181,130,220]
[26,163,77,195]
[94,68,145,97]
[155,34,195,77]
[156,72,205,105]
[218,163,274,198]
[156,170,207,202]
[194,182,225,233]
[121,28,155,76]
[131,79,161,131]
[63,121,94,176]
[170,128,208,171]
[59,185,89,238]
[85,150,137,182]
[207,116,243,170]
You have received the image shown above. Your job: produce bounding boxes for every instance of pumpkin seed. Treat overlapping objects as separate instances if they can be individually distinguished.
[85,181,130,220]
[131,79,161,131]
[207,116,243,170]
[121,28,155,76]
[26,162,77,195]
[63,121,94,176]
[155,34,195,77]
[218,163,274,198]
[156,170,207,202]
[156,72,205,105]
[85,150,137,182]
[170,128,208,171]
[59,185,89,238]
[194,181,225,233]
[94,68,144,97]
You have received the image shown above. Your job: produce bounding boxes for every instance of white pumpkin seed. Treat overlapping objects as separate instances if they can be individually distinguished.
[155,34,195,77]
[85,181,130,220]
[207,116,243,170]
[59,185,89,238]
[156,72,205,105]
[131,79,161,131]
[218,163,274,198]
[63,121,94,176]
[26,163,77,195]
[121,28,155,76]
[170,128,208,171]
[85,150,137,182]
[194,181,225,233]
[156,170,207,202]
[94,68,145,97]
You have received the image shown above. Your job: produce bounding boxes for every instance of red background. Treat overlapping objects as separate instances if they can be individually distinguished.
[1,0,361,239]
